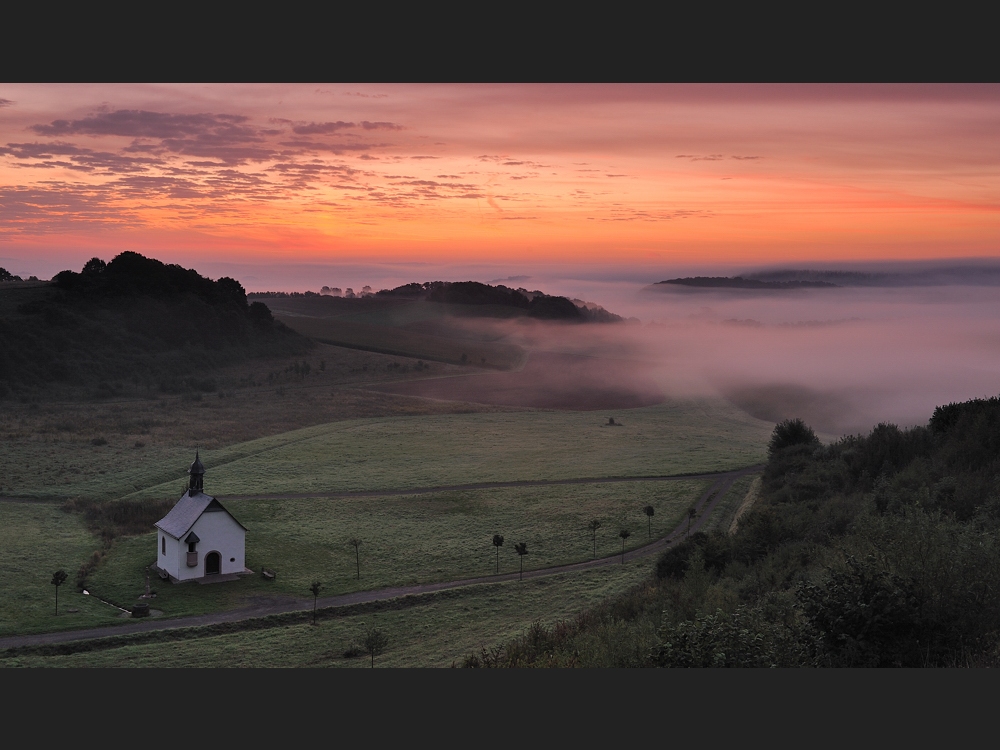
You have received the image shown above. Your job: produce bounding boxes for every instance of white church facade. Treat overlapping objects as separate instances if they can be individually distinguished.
[154,453,248,582]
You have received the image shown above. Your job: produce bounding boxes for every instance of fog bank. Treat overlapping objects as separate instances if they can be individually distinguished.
[414,270,1000,438]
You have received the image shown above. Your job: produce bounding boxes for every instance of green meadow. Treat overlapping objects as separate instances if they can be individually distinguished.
[5,563,656,667]
[83,478,708,619]
[1,396,770,657]
[126,399,771,500]
[3,399,769,503]
[0,502,125,636]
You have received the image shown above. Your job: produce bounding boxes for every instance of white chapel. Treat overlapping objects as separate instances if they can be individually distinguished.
[154,453,248,582]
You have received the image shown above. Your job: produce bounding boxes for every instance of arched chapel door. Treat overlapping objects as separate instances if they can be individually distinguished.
[205,552,221,575]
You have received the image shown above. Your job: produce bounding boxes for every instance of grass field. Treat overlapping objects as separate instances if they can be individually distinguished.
[1,325,774,659]
[273,313,526,369]
[0,343,506,501]
[3,562,655,667]
[83,478,708,619]
[1,469,759,655]
[124,399,771,500]
[0,502,124,636]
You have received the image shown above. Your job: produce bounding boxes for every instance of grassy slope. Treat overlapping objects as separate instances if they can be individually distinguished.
[83,479,707,619]
[126,399,771,500]
[0,503,125,636]
[1,397,768,638]
[258,295,528,368]
[4,563,653,667]
[272,313,525,369]
[3,467,759,658]
[0,343,501,501]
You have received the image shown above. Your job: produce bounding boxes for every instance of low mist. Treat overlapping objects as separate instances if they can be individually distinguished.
[377,267,1000,439]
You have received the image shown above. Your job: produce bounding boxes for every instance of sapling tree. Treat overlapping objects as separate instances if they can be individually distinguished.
[687,506,697,537]
[349,537,362,580]
[514,542,528,581]
[619,529,631,564]
[51,570,67,615]
[309,581,322,625]
[492,534,504,574]
[588,519,602,558]
[643,505,655,538]
[363,626,389,668]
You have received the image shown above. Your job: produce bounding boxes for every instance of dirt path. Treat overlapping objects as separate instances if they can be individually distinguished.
[0,465,761,651]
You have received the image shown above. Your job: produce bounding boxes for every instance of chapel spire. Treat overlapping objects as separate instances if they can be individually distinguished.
[188,451,205,495]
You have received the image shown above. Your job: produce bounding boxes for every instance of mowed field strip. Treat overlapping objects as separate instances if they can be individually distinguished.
[124,399,772,500]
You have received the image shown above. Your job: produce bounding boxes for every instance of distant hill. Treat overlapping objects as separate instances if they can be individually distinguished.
[258,281,624,323]
[0,252,310,400]
[655,276,839,290]
[249,281,625,369]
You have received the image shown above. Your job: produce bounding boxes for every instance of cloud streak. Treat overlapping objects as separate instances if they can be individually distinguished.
[1,84,998,266]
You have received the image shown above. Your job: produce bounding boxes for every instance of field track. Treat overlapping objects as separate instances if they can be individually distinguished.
[0,465,761,650]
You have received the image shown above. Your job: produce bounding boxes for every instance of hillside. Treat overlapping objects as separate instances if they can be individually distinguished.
[0,253,311,400]
[462,395,1000,667]
[250,281,624,369]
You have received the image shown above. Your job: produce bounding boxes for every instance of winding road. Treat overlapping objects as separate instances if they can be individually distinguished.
[0,464,762,651]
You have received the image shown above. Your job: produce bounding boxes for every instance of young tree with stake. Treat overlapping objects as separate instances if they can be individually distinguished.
[492,534,504,574]
[363,625,389,668]
[51,570,67,615]
[309,581,322,625]
[514,542,528,581]
[643,505,654,538]
[619,529,631,564]
[588,518,602,558]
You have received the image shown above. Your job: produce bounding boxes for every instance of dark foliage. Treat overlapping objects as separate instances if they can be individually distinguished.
[374,280,617,321]
[658,276,837,289]
[654,607,820,668]
[476,397,1000,667]
[0,253,309,398]
[527,294,584,320]
[767,418,820,457]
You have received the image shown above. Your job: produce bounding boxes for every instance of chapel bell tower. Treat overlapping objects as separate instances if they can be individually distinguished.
[188,452,205,495]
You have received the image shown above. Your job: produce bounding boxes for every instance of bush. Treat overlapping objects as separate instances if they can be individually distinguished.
[654,607,819,668]
[768,418,820,457]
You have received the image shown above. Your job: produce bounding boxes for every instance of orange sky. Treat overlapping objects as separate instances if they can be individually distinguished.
[2,84,998,277]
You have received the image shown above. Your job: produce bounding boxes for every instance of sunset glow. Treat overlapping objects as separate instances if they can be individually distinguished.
[2,84,998,282]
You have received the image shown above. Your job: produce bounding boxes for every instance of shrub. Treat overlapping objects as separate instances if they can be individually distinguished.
[768,418,820,457]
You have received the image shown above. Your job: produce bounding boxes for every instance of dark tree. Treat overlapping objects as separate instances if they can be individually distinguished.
[514,542,528,581]
[492,534,504,574]
[588,519,602,558]
[51,570,67,615]
[363,626,389,668]
[687,506,697,537]
[249,301,274,327]
[81,257,106,276]
[349,538,362,579]
[643,505,655,538]
[309,581,322,625]
[618,529,631,564]
[768,418,820,457]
